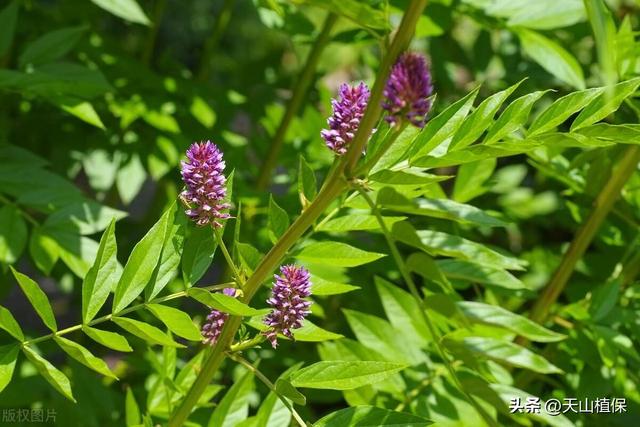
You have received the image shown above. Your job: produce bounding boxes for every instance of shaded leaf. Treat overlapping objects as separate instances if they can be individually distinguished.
[0,205,27,264]
[0,344,19,393]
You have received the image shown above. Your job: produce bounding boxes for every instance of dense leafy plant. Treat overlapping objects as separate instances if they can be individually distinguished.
[1,0,640,426]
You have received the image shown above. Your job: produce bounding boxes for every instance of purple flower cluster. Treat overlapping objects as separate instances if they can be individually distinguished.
[201,288,237,345]
[321,82,370,155]
[382,52,433,128]
[263,265,312,348]
[180,141,230,227]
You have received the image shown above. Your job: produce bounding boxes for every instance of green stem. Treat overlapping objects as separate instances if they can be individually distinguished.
[168,4,428,424]
[256,13,338,190]
[229,334,266,352]
[524,145,640,329]
[357,187,498,427]
[214,227,244,287]
[227,353,307,427]
[21,283,234,346]
[196,0,236,81]
[344,0,429,176]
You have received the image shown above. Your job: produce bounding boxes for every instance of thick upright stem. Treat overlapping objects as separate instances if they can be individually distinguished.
[168,4,428,424]
[525,145,640,327]
[256,13,338,190]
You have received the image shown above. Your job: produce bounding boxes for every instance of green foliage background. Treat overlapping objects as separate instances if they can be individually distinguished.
[0,0,640,426]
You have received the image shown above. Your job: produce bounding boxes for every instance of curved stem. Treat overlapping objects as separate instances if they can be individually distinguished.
[357,187,498,427]
[214,227,244,287]
[256,13,338,189]
[21,282,234,346]
[168,4,428,424]
[523,145,640,330]
[227,353,307,427]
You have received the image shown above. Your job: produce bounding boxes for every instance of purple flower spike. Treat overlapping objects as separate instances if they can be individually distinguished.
[263,265,312,348]
[382,52,433,128]
[321,82,370,155]
[202,288,237,345]
[180,141,230,227]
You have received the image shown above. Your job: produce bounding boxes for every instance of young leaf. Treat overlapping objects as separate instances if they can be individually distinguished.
[571,77,640,130]
[181,225,217,287]
[18,25,86,68]
[82,218,118,323]
[0,305,24,341]
[516,29,585,90]
[0,344,19,393]
[0,204,27,264]
[112,317,185,348]
[457,302,566,342]
[317,214,406,232]
[112,208,170,313]
[22,346,75,402]
[0,1,19,57]
[311,277,360,296]
[10,267,57,332]
[125,386,142,426]
[452,158,496,203]
[188,288,266,317]
[290,361,408,390]
[146,303,202,341]
[484,90,548,144]
[274,378,306,405]
[444,337,562,374]
[298,155,317,206]
[208,368,254,427]
[54,336,117,379]
[82,325,132,352]
[295,242,385,267]
[528,88,603,136]
[268,195,289,243]
[90,0,150,25]
[315,406,432,427]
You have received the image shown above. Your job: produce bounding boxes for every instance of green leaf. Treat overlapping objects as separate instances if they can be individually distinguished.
[374,277,430,344]
[369,169,450,186]
[444,336,562,374]
[393,222,526,271]
[317,214,405,232]
[190,96,217,128]
[268,195,289,243]
[182,225,217,287]
[236,242,262,274]
[452,158,496,203]
[571,78,640,130]
[113,317,185,348]
[0,344,19,393]
[57,98,105,129]
[437,259,527,290]
[0,1,19,57]
[0,305,23,341]
[208,368,254,427]
[246,317,342,342]
[43,200,127,235]
[0,205,27,264]
[188,288,265,316]
[311,277,360,296]
[82,219,118,323]
[146,304,201,341]
[82,325,132,352]
[290,361,408,390]
[344,309,425,365]
[409,87,479,160]
[496,0,585,30]
[116,153,146,205]
[528,87,603,135]
[293,0,388,31]
[584,0,617,87]
[11,267,57,332]
[54,336,117,379]
[314,406,432,426]
[449,81,523,150]
[484,90,548,143]
[275,378,306,405]
[91,0,150,25]
[125,387,142,426]
[113,209,170,313]
[22,345,75,402]
[298,155,317,205]
[18,26,86,68]
[377,188,507,227]
[457,302,566,342]
[296,242,385,267]
[516,28,585,90]
[29,227,60,274]
[589,279,620,322]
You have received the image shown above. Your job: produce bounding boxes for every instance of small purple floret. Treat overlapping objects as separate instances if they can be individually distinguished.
[263,265,312,348]
[382,52,433,128]
[180,141,230,227]
[321,82,370,155]
[201,288,237,345]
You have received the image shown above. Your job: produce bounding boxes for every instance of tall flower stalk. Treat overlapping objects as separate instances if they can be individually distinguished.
[168,2,429,425]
